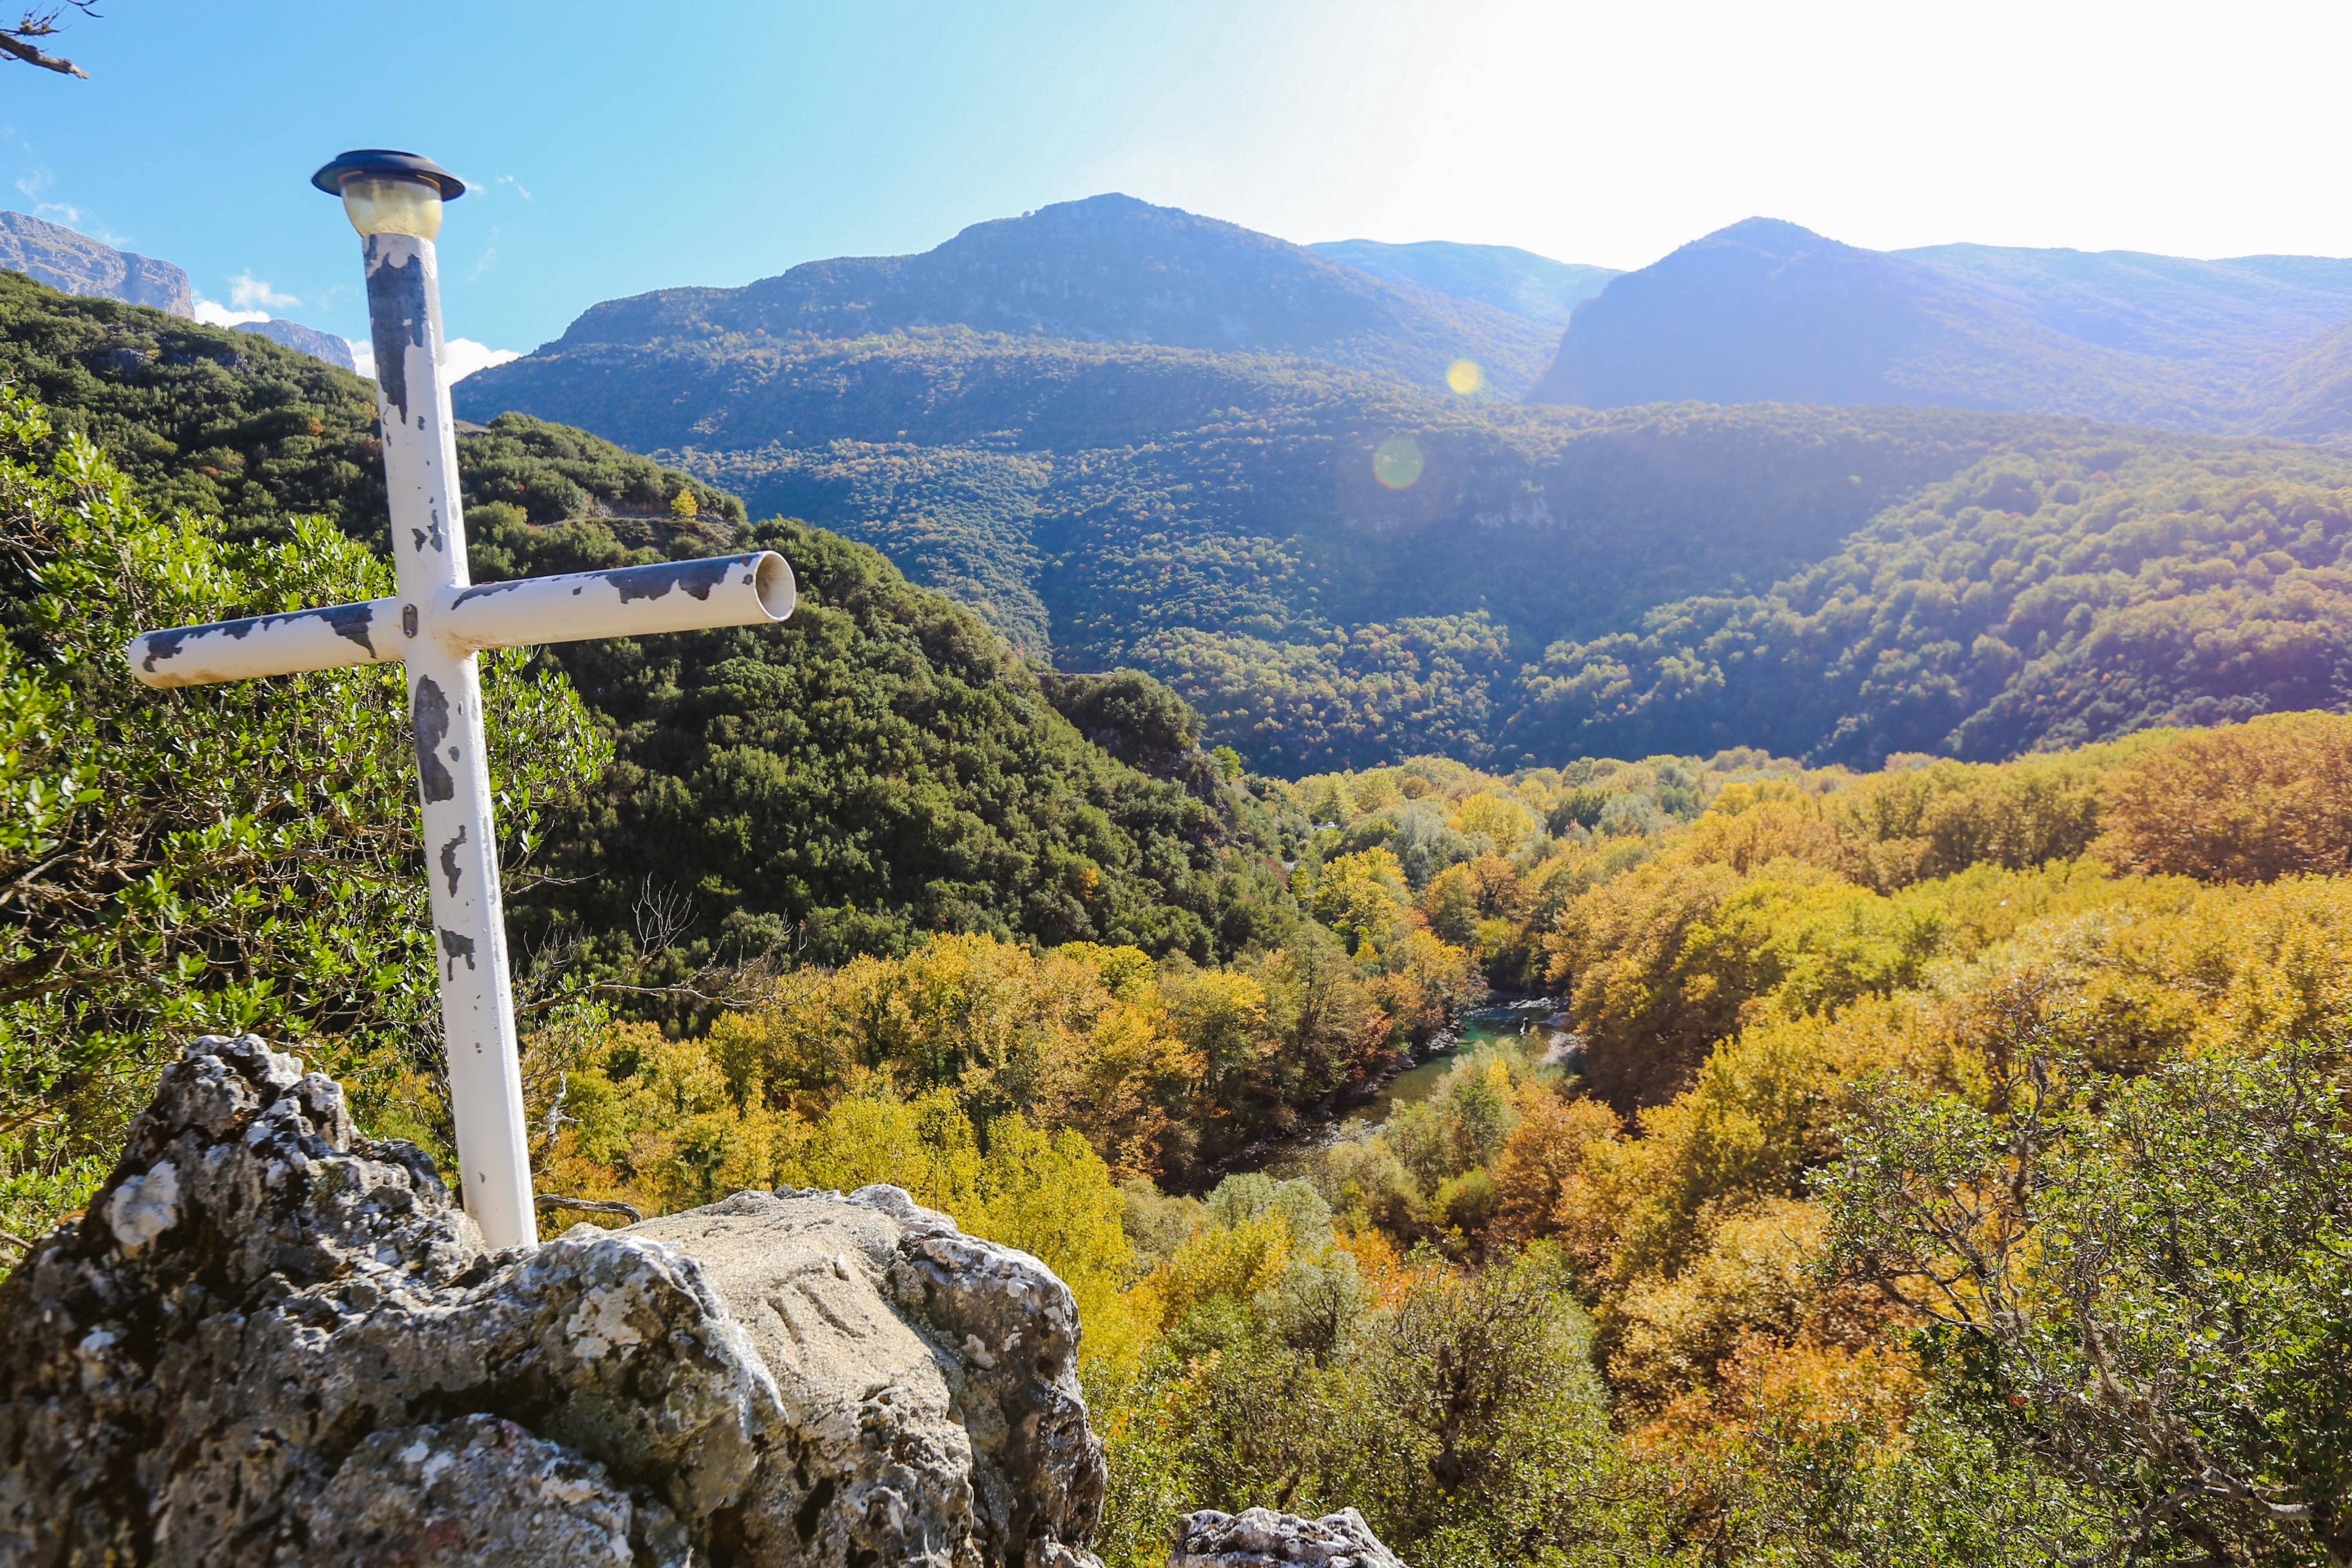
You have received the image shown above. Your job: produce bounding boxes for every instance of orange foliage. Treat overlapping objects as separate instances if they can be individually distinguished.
[1487,1094,1623,1250]
[2096,710,2352,881]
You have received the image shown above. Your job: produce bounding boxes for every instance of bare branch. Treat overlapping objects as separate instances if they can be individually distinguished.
[1,4,98,76]
[535,1193,642,1223]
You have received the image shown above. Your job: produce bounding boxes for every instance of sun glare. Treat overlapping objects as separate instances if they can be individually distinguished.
[1373,435,1424,489]
[1446,359,1483,395]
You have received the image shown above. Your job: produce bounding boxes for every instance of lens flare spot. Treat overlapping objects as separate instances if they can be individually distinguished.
[1373,435,1425,490]
[1446,359,1484,395]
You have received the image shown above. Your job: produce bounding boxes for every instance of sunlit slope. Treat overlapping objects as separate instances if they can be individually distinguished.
[541,193,1559,400]
[1308,238,1618,326]
[1530,218,2352,440]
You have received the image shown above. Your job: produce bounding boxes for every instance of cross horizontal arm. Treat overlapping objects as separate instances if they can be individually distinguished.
[126,550,795,690]
[438,550,794,657]
[127,598,403,688]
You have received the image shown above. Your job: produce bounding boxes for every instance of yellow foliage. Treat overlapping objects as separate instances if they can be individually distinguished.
[1309,847,1409,955]
[1135,1210,1292,1331]
[1028,998,1203,1180]
[1159,963,1272,1095]
[1059,942,1159,1000]
[1449,790,1539,853]
[1417,862,1480,946]
[1635,1334,1923,1466]
[2095,710,2352,881]
[1607,1200,1863,1409]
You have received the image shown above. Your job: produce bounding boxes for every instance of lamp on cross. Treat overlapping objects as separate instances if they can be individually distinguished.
[124,150,795,1252]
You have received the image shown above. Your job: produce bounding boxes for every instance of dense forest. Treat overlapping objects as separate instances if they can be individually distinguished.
[485,718,2352,1567]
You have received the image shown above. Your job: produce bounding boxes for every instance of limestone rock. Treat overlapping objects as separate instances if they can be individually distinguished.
[1169,1507,1406,1568]
[0,1035,1106,1567]
[0,210,193,316]
[235,317,360,371]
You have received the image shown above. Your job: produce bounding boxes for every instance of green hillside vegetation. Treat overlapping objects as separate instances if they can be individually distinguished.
[0,278,1302,997]
[0,267,384,531]
[480,507,1306,973]
[466,313,2352,770]
[0,386,608,1216]
[1515,435,2352,764]
[0,270,743,542]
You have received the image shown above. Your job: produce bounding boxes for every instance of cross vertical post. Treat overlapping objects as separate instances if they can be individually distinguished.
[123,150,797,1253]
[364,215,536,1251]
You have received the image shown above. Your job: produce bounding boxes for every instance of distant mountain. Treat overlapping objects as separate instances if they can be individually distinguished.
[0,210,191,316]
[548,193,1560,397]
[1528,218,2352,440]
[1308,239,1617,326]
[234,316,356,371]
[1898,242,2352,364]
[0,211,353,372]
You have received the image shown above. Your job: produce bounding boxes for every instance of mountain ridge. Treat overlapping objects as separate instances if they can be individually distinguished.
[1306,238,1617,326]
[1531,217,2352,441]
[544,192,1561,398]
[0,210,359,370]
[0,210,192,316]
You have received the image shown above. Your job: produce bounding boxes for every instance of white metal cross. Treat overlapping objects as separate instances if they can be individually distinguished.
[125,180,793,1252]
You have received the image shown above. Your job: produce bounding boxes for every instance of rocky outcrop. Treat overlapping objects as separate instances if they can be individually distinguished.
[0,210,193,316]
[1169,1508,1405,1568]
[235,317,359,371]
[0,1035,1105,1567]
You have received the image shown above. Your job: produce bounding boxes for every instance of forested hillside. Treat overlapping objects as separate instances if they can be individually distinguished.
[467,289,2352,769]
[0,276,1294,984]
[1511,436,2352,763]
[465,717,2352,1567]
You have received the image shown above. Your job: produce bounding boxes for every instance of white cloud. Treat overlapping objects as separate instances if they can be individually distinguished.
[342,337,518,385]
[492,174,532,201]
[444,339,520,383]
[11,171,111,236]
[191,296,267,327]
[228,272,299,311]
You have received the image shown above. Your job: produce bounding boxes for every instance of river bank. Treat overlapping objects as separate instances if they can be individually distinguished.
[1182,996,1579,1189]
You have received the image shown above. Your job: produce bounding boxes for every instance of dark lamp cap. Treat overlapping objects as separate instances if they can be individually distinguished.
[310,149,466,200]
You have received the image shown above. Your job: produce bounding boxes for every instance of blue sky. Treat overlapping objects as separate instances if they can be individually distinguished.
[9,0,2351,368]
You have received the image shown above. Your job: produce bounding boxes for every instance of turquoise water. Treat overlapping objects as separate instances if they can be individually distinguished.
[1360,998,1573,1122]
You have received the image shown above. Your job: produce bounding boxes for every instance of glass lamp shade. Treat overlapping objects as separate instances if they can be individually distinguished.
[339,174,444,239]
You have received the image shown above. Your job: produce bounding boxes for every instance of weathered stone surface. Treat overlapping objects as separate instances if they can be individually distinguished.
[0,1035,1106,1567]
[297,1416,687,1567]
[234,317,360,371]
[0,210,193,316]
[1169,1507,1406,1568]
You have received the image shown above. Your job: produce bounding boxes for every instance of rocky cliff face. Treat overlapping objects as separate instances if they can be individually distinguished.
[0,1035,1106,1567]
[235,316,359,371]
[0,211,192,317]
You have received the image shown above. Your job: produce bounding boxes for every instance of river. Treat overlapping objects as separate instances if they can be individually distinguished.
[1356,996,1577,1123]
